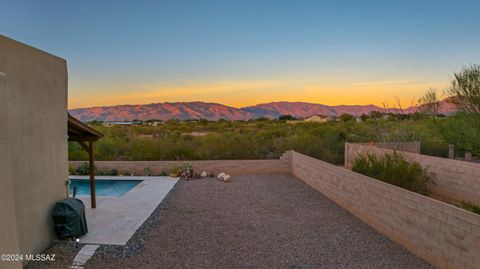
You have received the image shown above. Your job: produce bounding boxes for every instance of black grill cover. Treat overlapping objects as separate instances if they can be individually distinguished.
[52,198,88,239]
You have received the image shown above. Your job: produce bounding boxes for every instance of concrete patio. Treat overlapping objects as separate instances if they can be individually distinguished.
[72,176,178,245]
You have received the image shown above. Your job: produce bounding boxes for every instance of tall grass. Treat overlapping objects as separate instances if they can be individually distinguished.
[352,153,432,195]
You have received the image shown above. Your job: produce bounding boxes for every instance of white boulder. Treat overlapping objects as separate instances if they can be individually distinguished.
[200,171,208,178]
[223,175,231,182]
[217,172,226,180]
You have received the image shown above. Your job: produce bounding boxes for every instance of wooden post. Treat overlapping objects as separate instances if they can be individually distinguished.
[88,141,96,208]
[448,144,454,159]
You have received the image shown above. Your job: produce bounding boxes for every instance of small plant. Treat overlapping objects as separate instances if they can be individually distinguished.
[68,164,75,175]
[170,165,181,177]
[144,167,152,176]
[180,163,193,180]
[159,170,168,176]
[75,162,90,175]
[459,201,480,215]
[352,152,432,195]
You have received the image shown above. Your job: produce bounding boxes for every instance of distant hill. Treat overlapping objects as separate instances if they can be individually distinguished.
[69,102,253,121]
[242,102,383,118]
[69,99,456,122]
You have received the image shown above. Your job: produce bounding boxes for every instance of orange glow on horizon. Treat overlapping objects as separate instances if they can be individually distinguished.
[68,79,448,109]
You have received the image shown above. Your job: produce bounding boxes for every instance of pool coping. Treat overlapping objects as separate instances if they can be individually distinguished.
[69,175,168,181]
[68,176,178,245]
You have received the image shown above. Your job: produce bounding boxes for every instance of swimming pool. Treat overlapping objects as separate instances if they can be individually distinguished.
[69,179,142,197]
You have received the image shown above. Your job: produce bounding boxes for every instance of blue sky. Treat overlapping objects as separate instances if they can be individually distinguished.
[3,0,480,108]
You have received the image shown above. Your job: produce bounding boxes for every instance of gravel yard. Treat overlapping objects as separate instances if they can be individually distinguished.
[29,173,433,269]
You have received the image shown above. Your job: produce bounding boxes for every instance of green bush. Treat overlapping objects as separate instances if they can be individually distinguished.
[352,153,432,195]
[75,162,90,175]
[96,168,119,176]
[459,201,480,215]
[110,169,119,176]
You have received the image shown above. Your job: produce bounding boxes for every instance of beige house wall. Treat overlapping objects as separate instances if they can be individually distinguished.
[345,143,480,206]
[70,152,291,176]
[0,35,68,268]
[291,150,480,269]
[0,57,21,269]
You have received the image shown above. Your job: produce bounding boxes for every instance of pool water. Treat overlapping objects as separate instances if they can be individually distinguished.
[69,180,142,197]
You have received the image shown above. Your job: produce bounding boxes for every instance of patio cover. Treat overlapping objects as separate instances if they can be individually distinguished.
[68,114,103,208]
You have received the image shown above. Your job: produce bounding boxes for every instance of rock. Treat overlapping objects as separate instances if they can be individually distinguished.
[217,172,226,180]
[201,171,208,178]
[223,175,231,182]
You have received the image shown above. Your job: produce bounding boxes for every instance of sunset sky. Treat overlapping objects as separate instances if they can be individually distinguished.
[3,0,480,109]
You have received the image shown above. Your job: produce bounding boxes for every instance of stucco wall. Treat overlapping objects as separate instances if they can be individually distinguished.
[0,53,21,269]
[0,35,68,268]
[291,151,480,269]
[345,143,480,206]
[70,152,291,176]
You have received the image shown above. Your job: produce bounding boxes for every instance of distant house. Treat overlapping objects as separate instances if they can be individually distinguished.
[304,115,331,123]
[146,121,164,126]
[103,121,142,127]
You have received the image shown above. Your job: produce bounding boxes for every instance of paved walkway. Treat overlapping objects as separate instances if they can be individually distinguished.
[73,176,178,245]
[83,173,433,269]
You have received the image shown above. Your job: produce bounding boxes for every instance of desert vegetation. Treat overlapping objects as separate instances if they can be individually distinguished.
[459,201,480,215]
[69,65,480,164]
[68,112,478,164]
[351,153,432,195]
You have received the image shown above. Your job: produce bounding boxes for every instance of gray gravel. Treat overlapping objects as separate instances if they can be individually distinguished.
[30,173,434,269]
[87,173,433,269]
[25,241,84,269]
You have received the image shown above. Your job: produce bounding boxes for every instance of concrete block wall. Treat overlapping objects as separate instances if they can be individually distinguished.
[345,143,480,206]
[291,151,480,269]
[70,152,291,176]
[363,141,421,153]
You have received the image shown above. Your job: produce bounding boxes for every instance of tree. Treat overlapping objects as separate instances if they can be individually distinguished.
[255,117,270,121]
[86,120,104,126]
[369,111,383,119]
[448,64,480,115]
[360,114,368,122]
[339,113,355,122]
[278,114,296,121]
[417,88,440,117]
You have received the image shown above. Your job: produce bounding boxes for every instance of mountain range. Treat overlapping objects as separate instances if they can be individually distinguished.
[69,100,456,122]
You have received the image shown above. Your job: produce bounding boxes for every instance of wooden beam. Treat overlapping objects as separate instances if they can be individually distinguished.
[67,128,83,136]
[68,114,104,139]
[68,135,100,142]
[88,141,96,209]
[77,140,90,152]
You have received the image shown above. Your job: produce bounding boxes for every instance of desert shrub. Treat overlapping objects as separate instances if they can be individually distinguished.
[352,153,432,195]
[68,164,75,175]
[144,167,152,176]
[459,201,480,215]
[170,165,181,177]
[96,168,119,176]
[75,162,90,175]
[68,116,479,164]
